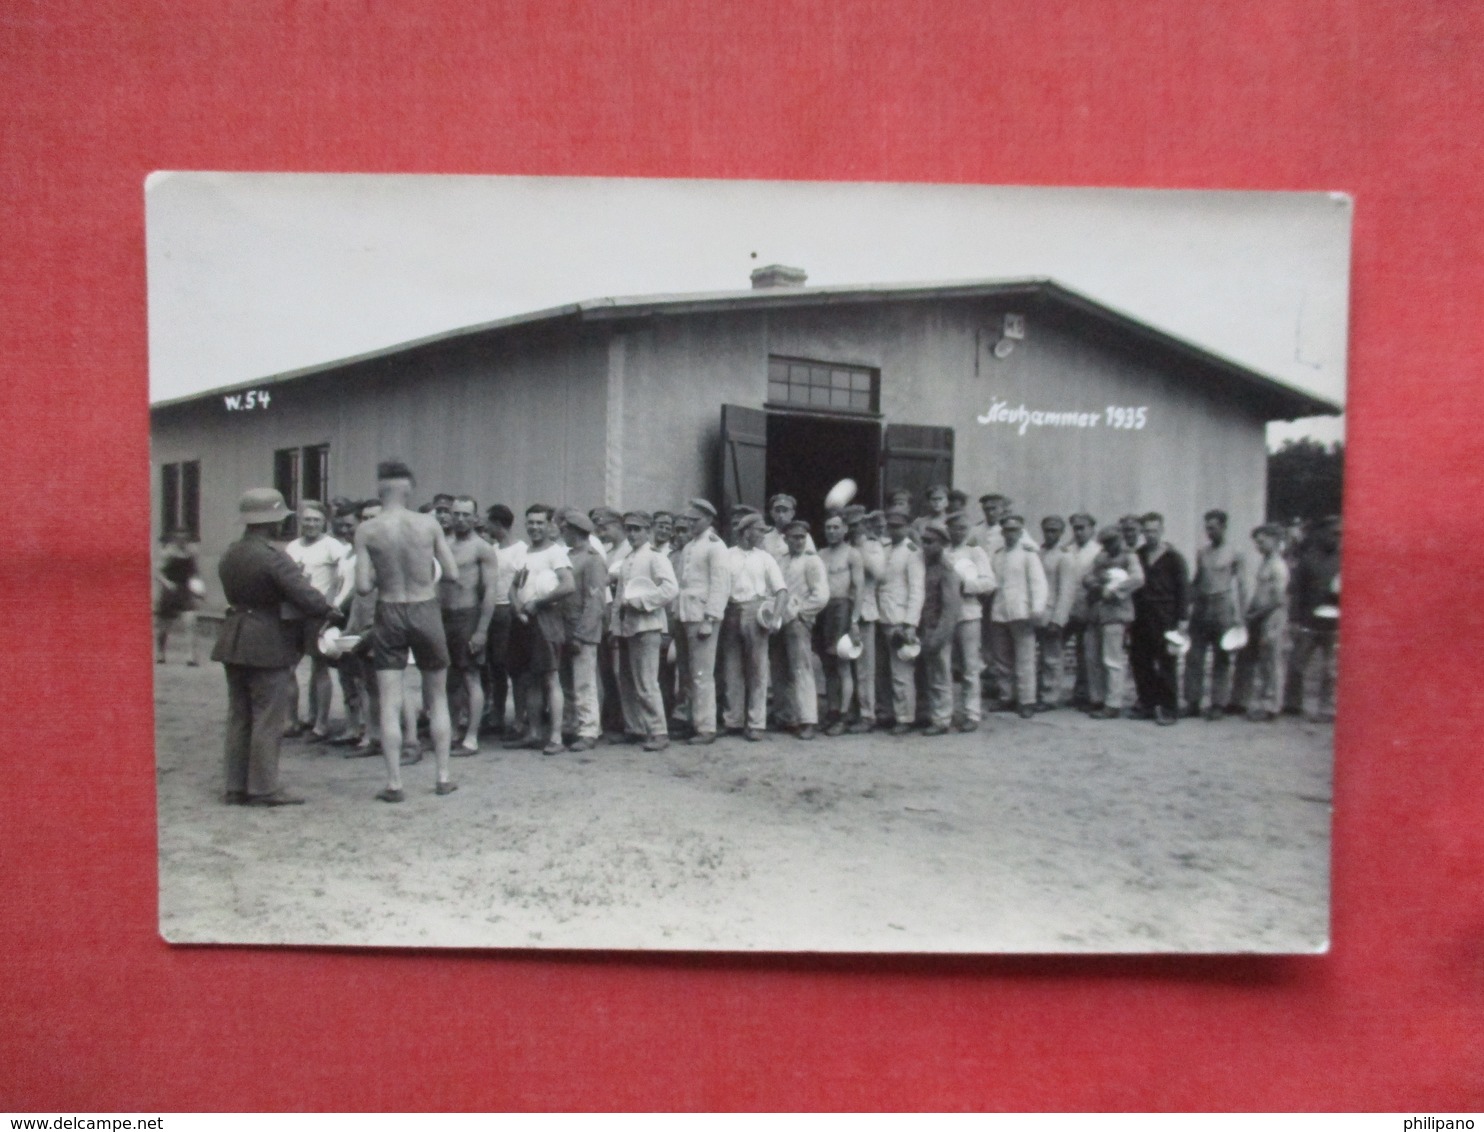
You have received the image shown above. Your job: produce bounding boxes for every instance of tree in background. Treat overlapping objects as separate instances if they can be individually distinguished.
[1267,439,1344,522]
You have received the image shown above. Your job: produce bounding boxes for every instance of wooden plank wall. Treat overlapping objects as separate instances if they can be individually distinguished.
[150,324,609,608]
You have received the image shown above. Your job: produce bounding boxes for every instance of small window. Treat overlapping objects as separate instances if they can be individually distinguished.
[765,355,879,414]
[274,444,330,539]
[303,443,330,506]
[160,459,201,540]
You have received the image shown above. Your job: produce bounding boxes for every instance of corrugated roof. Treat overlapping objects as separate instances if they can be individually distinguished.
[150,276,1343,419]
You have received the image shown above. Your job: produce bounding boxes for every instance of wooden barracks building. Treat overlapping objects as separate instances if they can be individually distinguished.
[151,266,1339,607]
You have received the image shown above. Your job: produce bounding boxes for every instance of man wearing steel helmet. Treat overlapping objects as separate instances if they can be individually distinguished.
[212,488,341,806]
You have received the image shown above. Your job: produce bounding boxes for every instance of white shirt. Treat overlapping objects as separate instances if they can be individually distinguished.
[517,542,570,605]
[944,542,995,622]
[677,528,732,622]
[968,524,1039,555]
[726,546,786,603]
[604,538,632,575]
[762,527,815,564]
[492,539,528,605]
[286,535,350,598]
[1065,538,1102,621]
[855,537,886,623]
[877,540,925,626]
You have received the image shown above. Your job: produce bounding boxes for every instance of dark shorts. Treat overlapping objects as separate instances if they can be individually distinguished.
[372,599,451,671]
[485,604,513,669]
[506,613,558,676]
[815,597,852,654]
[441,606,481,671]
[1190,594,1237,631]
[155,588,197,619]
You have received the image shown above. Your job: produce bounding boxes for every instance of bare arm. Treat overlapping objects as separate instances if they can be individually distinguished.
[332,546,356,609]
[764,556,789,627]
[472,541,499,644]
[847,548,865,626]
[433,525,459,582]
[534,566,576,609]
[354,526,375,595]
[1112,552,1144,598]
[801,557,830,618]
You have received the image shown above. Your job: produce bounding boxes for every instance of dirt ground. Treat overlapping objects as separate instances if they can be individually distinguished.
[155,658,1332,954]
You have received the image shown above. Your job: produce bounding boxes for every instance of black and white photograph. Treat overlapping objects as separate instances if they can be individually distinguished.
[149,174,1348,952]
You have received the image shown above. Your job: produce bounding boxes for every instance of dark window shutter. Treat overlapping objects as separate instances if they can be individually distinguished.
[882,424,954,502]
[161,463,181,537]
[181,460,201,541]
[273,447,299,507]
[719,404,768,520]
[303,444,329,505]
[274,448,300,538]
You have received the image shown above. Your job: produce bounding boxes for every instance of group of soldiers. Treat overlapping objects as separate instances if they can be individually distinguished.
[177,461,1340,805]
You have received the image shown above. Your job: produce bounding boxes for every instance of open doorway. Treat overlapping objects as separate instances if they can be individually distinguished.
[765,412,882,533]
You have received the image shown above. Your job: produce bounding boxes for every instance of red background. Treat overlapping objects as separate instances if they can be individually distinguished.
[3,0,1481,1111]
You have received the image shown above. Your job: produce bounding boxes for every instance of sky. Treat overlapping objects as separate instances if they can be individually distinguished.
[146,174,1351,445]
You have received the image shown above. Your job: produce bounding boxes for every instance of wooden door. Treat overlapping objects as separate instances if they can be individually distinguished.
[719,404,768,519]
[881,423,954,503]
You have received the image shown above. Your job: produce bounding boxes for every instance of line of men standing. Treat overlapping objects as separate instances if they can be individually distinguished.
[452,488,1337,754]
[203,461,1341,806]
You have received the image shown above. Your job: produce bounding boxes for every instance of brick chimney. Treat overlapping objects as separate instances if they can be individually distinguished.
[750,264,808,289]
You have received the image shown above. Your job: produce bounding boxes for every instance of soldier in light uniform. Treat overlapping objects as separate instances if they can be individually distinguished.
[676,498,731,744]
[944,510,995,731]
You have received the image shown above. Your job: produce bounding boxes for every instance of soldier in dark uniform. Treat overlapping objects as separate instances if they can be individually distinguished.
[211,488,339,806]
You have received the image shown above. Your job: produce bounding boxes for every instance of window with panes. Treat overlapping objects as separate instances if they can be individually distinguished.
[766,356,879,414]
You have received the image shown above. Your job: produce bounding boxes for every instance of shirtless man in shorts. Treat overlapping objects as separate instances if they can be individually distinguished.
[355,460,460,802]
[442,495,499,756]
